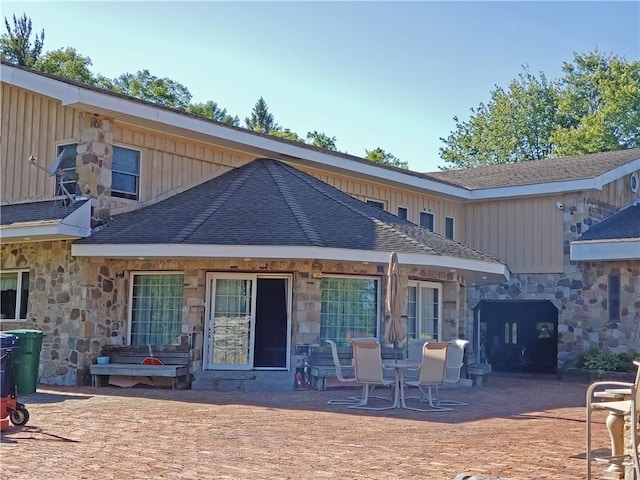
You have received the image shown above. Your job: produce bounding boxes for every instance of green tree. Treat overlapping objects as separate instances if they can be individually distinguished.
[551,51,640,155]
[1,13,44,67]
[365,147,408,169]
[306,131,337,150]
[33,47,95,84]
[439,68,560,168]
[269,128,305,143]
[439,51,639,168]
[112,70,192,109]
[245,97,278,133]
[186,101,239,126]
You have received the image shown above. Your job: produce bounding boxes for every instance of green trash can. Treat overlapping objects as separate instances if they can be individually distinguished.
[4,329,44,394]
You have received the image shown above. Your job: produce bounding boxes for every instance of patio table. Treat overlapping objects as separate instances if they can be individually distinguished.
[383,360,420,409]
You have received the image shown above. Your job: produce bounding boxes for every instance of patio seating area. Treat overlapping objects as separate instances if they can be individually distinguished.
[0,373,609,479]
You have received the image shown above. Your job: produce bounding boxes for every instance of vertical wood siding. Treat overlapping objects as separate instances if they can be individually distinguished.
[593,173,640,208]
[463,198,564,273]
[1,84,79,202]
[112,123,255,202]
[301,167,466,240]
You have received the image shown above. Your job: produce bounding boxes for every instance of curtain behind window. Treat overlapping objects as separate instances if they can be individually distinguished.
[131,273,183,346]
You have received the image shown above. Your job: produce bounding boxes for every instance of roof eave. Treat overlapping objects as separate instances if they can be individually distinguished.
[71,244,509,285]
[570,239,640,261]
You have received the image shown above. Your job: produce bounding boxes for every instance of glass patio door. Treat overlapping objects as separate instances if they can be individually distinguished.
[406,281,441,341]
[207,276,255,370]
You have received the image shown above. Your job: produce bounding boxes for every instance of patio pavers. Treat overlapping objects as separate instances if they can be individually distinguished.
[0,373,610,479]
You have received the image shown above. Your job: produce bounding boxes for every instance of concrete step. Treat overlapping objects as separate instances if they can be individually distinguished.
[191,370,295,392]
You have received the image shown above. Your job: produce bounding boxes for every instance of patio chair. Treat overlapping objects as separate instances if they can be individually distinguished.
[433,339,470,406]
[348,339,396,410]
[586,360,640,479]
[325,340,359,405]
[401,342,453,412]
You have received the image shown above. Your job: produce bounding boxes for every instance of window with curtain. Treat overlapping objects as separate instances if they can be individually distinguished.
[320,276,378,346]
[130,273,183,346]
[0,271,29,321]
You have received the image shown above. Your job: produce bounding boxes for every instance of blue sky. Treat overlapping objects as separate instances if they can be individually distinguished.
[3,1,639,172]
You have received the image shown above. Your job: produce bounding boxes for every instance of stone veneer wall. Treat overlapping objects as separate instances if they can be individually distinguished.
[1,244,469,386]
[467,192,640,370]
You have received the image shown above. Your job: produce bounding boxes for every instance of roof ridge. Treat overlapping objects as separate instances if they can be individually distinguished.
[264,160,324,247]
[281,163,437,254]
[172,161,259,242]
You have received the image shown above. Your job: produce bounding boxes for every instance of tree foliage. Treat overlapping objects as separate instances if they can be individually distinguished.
[33,47,96,84]
[186,100,240,126]
[365,147,408,169]
[245,97,278,133]
[111,70,193,109]
[551,51,640,155]
[306,131,337,150]
[1,13,44,67]
[440,51,639,168]
[269,128,305,143]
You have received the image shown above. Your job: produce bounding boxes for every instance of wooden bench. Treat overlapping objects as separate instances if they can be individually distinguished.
[90,345,191,389]
[308,346,399,391]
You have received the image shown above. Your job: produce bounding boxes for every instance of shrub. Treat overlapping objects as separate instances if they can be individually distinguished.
[581,349,638,372]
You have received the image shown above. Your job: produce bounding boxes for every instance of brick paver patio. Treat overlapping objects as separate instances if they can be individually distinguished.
[1,373,611,479]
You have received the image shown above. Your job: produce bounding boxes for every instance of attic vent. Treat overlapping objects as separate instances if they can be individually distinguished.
[630,172,639,193]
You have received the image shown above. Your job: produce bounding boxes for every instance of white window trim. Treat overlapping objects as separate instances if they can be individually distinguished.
[321,274,381,341]
[397,205,409,221]
[406,280,442,341]
[54,141,79,197]
[445,216,455,240]
[0,269,29,322]
[112,144,142,201]
[204,272,292,371]
[127,271,184,345]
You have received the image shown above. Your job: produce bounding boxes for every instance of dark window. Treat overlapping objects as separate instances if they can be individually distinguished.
[0,271,29,321]
[420,212,434,231]
[112,146,140,200]
[366,200,385,210]
[445,217,455,239]
[397,207,408,220]
[609,275,620,322]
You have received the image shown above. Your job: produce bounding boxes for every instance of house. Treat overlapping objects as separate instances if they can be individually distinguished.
[1,63,638,389]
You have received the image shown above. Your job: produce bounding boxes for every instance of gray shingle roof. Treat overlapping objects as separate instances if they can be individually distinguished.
[77,159,501,264]
[1,199,89,225]
[578,201,640,241]
[424,149,640,189]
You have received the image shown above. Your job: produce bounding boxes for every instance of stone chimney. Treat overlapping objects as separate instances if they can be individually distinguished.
[76,113,113,227]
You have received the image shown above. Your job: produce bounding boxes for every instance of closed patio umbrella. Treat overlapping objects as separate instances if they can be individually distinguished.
[384,251,405,360]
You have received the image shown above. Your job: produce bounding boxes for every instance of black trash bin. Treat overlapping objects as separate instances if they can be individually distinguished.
[4,330,44,394]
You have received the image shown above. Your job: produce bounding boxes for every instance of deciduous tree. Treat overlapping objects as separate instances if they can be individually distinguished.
[33,47,95,84]
[306,131,337,150]
[186,100,240,126]
[112,70,192,109]
[365,147,408,169]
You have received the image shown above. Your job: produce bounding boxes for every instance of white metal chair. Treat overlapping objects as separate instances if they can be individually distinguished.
[325,340,359,405]
[401,342,453,412]
[433,339,470,406]
[586,360,640,479]
[348,339,396,410]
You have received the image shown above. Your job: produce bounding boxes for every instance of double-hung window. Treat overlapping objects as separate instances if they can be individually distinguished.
[56,144,78,196]
[0,271,29,321]
[406,281,441,340]
[112,146,140,200]
[129,273,183,346]
[320,276,379,345]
